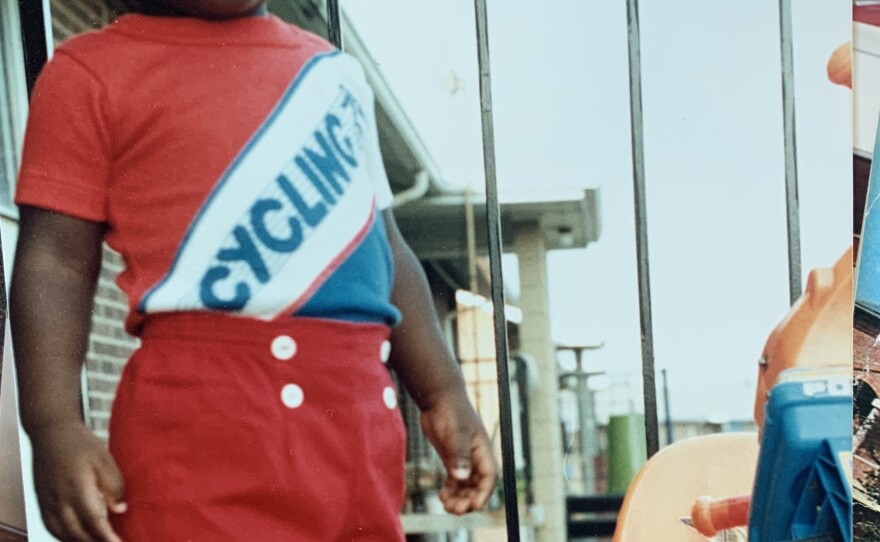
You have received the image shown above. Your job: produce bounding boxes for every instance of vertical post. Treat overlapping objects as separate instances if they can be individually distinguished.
[473,1,521,537]
[662,368,673,445]
[326,0,342,50]
[625,0,660,459]
[18,0,50,95]
[778,0,802,304]
[575,349,591,493]
[565,345,602,495]
[515,225,563,541]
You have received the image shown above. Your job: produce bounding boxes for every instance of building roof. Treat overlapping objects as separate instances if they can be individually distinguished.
[395,190,601,259]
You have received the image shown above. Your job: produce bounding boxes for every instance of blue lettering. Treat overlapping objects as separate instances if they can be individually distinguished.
[278,172,327,228]
[250,198,303,253]
[296,155,341,198]
[200,266,249,310]
[302,154,337,204]
[325,114,357,169]
[340,90,366,136]
[217,226,270,283]
[279,173,328,228]
[309,132,353,193]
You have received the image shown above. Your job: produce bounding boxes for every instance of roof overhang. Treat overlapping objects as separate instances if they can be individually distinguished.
[394,189,601,260]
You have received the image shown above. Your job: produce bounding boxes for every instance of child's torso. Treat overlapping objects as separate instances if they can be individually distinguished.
[55,15,401,332]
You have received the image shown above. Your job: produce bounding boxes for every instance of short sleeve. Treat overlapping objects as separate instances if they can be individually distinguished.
[363,95,395,211]
[15,52,112,223]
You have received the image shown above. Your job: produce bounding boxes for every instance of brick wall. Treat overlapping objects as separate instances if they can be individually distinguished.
[50,0,134,440]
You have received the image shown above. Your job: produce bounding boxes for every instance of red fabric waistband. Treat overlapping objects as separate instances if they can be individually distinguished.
[139,312,391,348]
[130,313,396,399]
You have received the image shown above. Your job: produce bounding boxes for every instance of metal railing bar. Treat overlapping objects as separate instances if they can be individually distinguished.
[779,0,802,304]
[472,0,521,538]
[326,0,342,49]
[625,0,660,459]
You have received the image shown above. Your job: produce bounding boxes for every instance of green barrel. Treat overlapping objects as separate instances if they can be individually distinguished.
[607,414,647,494]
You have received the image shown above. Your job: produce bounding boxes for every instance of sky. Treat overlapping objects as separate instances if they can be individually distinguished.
[341,0,852,423]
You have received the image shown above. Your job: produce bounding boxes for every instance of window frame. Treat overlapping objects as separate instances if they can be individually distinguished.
[0,0,30,219]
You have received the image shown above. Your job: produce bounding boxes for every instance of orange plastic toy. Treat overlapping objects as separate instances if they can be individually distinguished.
[612,433,758,541]
[690,495,751,537]
[613,247,853,541]
[754,247,853,429]
[827,41,852,89]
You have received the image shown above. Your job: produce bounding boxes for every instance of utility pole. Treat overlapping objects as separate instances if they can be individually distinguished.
[558,343,604,494]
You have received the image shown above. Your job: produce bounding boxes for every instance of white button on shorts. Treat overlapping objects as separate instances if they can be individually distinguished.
[382,386,398,409]
[281,384,304,409]
[271,335,297,361]
[380,340,392,363]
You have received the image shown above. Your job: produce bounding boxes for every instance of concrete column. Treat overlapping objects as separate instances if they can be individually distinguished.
[514,223,565,542]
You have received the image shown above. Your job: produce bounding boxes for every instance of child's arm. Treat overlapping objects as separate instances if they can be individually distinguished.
[11,206,125,542]
[383,209,498,515]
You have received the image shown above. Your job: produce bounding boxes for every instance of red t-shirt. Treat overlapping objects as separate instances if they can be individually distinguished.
[16,14,401,334]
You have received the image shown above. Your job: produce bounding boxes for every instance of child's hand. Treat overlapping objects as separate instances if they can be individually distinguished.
[420,392,497,515]
[30,422,126,542]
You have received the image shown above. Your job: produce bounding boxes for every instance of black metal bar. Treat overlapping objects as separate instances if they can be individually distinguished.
[625,0,660,459]
[18,0,50,96]
[778,0,802,304]
[472,0,521,538]
[326,0,342,49]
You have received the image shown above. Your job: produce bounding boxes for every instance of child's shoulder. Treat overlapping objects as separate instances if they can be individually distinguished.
[276,19,336,55]
[48,24,132,77]
[56,22,131,56]
[226,15,335,58]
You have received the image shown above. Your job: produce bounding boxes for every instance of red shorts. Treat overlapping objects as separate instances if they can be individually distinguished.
[109,313,407,541]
